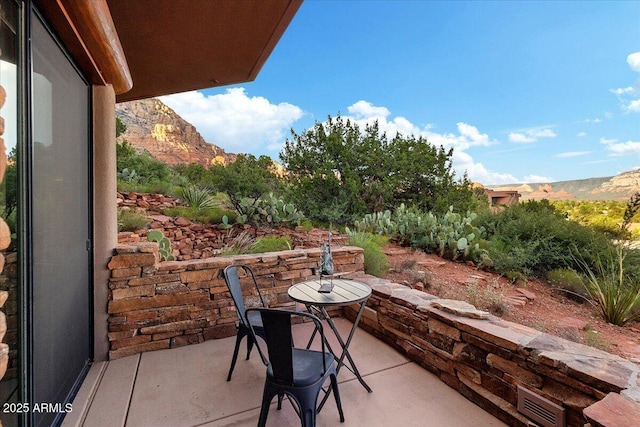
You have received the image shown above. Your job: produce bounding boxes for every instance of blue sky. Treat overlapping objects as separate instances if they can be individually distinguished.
[161,1,640,185]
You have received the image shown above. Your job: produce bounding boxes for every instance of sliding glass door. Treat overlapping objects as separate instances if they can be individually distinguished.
[30,10,92,427]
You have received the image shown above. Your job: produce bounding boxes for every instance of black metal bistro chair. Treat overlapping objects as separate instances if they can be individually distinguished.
[223,264,267,381]
[246,307,345,427]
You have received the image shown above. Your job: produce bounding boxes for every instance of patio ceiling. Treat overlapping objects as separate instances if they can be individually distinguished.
[34,0,301,101]
[106,0,302,102]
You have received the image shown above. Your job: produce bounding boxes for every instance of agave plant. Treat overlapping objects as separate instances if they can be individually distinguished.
[574,244,640,326]
[180,185,217,211]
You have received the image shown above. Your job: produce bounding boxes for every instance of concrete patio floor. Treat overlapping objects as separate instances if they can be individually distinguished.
[62,318,507,427]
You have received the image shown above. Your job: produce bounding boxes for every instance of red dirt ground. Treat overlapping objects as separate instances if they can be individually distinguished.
[381,243,640,363]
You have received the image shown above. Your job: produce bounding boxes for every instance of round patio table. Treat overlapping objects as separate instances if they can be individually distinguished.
[288,277,373,408]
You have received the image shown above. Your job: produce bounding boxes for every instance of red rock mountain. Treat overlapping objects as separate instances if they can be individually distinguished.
[489,169,640,201]
[115,98,236,168]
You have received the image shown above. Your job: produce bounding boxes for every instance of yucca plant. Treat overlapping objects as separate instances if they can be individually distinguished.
[220,230,255,255]
[574,245,640,326]
[180,185,217,211]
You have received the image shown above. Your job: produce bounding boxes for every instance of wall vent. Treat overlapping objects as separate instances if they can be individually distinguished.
[517,386,565,427]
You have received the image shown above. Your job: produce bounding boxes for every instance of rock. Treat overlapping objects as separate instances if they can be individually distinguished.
[174,217,191,227]
[515,288,536,300]
[115,98,236,168]
[430,299,491,319]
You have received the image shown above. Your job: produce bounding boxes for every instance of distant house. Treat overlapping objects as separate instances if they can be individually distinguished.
[0,1,302,425]
[483,188,521,207]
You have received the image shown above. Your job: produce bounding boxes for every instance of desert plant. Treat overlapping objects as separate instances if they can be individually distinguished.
[574,245,640,326]
[180,185,217,211]
[117,168,138,183]
[465,281,509,315]
[621,192,640,235]
[546,268,587,301]
[476,200,613,276]
[220,230,255,255]
[117,209,150,232]
[353,205,488,264]
[347,231,389,277]
[503,271,527,286]
[147,229,175,261]
[583,325,611,352]
[250,236,292,254]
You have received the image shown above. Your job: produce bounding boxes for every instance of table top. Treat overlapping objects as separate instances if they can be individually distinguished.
[288,278,372,306]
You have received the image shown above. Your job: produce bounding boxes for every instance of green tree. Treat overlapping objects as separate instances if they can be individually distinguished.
[115,117,172,186]
[280,115,472,223]
[208,154,283,215]
[116,116,127,138]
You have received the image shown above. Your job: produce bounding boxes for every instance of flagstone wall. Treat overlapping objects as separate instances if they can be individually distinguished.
[346,276,640,427]
[106,243,364,359]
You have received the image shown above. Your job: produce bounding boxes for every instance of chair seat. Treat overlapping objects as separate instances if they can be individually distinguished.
[267,349,334,387]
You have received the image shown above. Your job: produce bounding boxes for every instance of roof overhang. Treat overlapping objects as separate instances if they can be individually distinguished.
[108,0,302,102]
[35,0,302,102]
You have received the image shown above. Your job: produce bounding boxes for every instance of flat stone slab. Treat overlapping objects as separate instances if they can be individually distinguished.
[584,392,640,427]
[430,299,491,319]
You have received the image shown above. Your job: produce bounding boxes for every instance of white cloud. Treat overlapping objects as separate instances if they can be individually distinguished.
[577,132,587,137]
[524,174,553,183]
[347,100,390,119]
[528,128,557,138]
[604,140,640,156]
[508,127,556,143]
[628,99,640,113]
[611,52,640,113]
[628,52,640,72]
[611,87,634,96]
[583,117,602,123]
[555,151,590,158]
[159,88,304,154]
[600,137,640,156]
[453,150,519,184]
[509,132,536,143]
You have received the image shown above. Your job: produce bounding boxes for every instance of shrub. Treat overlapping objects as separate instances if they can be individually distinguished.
[475,200,612,276]
[574,245,640,326]
[195,208,237,225]
[583,325,611,352]
[250,236,292,253]
[546,268,587,301]
[347,231,389,277]
[117,209,149,232]
[465,281,509,315]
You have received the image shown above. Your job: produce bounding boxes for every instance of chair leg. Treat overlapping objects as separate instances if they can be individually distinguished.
[246,334,255,360]
[277,393,284,410]
[330,374,345,422]
[226,332,243,381]
[299,400,317,427]
[258,384,276,427]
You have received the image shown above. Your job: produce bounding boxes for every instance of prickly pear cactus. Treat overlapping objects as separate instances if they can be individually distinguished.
[147,230,175,261]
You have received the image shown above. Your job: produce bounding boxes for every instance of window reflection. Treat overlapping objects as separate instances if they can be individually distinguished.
[0,1,20,426]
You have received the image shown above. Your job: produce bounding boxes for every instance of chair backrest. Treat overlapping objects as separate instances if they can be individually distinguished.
[246,308,327,385]
[223,264,265,326]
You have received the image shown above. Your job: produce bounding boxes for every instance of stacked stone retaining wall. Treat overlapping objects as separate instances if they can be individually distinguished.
[107,243,364,359]
[344,275,640,427]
